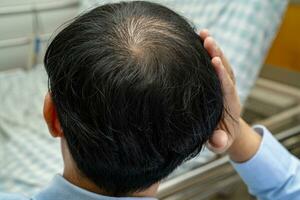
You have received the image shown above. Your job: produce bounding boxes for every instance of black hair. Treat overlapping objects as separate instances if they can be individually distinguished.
[44,0,223,196]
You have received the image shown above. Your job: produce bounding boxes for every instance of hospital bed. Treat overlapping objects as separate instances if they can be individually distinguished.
[0,0,294,199]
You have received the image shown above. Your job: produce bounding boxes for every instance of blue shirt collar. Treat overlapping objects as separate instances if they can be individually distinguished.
[33,175,158,200]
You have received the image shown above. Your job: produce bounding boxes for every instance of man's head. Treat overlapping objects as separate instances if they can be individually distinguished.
[43,1,223,196]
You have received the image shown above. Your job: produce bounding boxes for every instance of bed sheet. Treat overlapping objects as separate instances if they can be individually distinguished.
[82,0,289,103]
[0,67,63,195]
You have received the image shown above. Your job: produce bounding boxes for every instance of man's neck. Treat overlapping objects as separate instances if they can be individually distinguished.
[61,138,159,198]
[62,166,159,198]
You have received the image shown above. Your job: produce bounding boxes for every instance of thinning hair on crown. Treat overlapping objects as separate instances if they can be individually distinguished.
[44,0,224,195]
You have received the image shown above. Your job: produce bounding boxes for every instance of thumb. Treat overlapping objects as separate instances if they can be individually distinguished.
[207,130,230,153]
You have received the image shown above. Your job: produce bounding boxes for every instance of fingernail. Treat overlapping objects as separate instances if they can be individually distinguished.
[214,57,221,65]
[213,40,217,49]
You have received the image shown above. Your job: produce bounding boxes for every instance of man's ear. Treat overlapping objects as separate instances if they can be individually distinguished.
[207,129,229,153]
[43,92,63,138]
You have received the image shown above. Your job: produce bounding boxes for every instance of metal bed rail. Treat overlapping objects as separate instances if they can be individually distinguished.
[0,0,80,71]
[158,125,300,200]
[0,0,79,16]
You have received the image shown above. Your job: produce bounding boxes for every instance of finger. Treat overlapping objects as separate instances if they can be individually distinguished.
[199,29,210,40]
[211,57,234,92]
[203,36,220,58]
[204,37,236,84]
[207,129,229,153]
[212,57,240,124]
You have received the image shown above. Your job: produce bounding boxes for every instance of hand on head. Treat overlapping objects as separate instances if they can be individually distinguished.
[199,30,242,154]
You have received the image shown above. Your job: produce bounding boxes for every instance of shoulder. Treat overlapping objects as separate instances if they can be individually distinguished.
[0,193,29,200]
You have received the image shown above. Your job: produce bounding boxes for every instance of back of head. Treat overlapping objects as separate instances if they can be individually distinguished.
[44,0,223,195]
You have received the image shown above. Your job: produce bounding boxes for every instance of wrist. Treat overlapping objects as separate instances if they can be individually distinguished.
[227,118,262,163]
